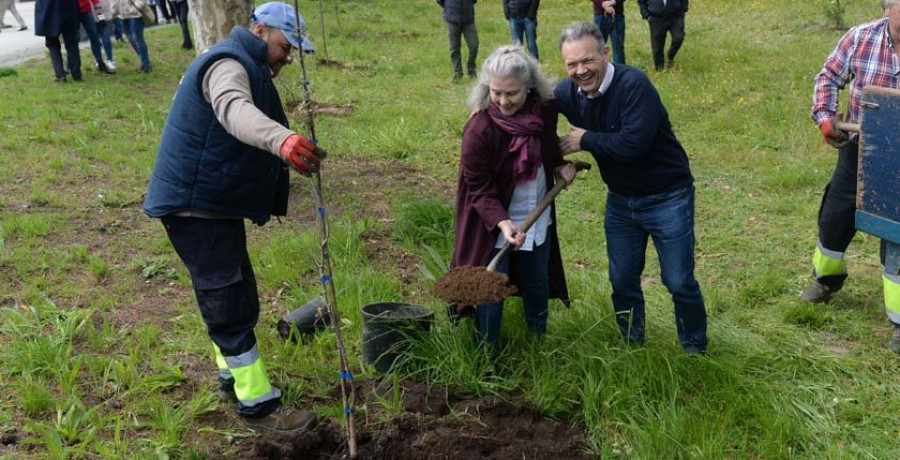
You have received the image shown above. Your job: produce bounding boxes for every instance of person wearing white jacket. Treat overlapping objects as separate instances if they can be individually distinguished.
[112,0,151,72]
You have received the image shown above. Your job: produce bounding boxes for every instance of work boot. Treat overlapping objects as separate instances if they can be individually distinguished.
[665,58,675,69]
[218,382,238,404]
[243,406,317,434]
[889,325,900,354]
[800,281,838,303]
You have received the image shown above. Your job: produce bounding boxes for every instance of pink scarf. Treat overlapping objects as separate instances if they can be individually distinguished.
[487,97,544,185]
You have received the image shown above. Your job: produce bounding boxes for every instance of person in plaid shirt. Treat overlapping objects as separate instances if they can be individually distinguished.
[801,0,900,353]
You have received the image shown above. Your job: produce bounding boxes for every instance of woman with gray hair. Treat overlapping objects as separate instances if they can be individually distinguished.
[450,45,576,357]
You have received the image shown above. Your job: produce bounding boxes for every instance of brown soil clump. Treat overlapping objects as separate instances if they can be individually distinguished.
[217,379,591,459]
[434,266,518,305]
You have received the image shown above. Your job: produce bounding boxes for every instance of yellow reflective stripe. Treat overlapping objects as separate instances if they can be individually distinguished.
[813,246,845,277]
[230,356,274,402]
[212,343,227,370]
[882,275,900,323]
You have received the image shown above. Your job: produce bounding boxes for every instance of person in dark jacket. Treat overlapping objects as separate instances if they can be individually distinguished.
[437,0,479,79]
[34,0,81,81]
[452,45,575,357]
[637,0,688,70]
[143,2,325,434]
[170,0,193,49]
[592,0,626,64]
[503,0,540,60]
[555,21,707,353]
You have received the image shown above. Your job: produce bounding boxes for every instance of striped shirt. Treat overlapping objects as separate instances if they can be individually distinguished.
[812,17,900,129]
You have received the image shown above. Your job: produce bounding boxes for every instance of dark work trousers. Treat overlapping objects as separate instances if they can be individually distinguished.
[46,17,82,79]
[815,141,859,288]
[160,216,280,418]
[648,14,685,70]
[172,1,192,48]
[447,20,479,77]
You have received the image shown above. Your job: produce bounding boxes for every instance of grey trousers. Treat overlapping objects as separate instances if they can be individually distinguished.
[0,0,27,28]
[447,21,478,77]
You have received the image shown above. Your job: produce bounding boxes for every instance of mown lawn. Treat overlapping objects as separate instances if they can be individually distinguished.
[2,0,899,458]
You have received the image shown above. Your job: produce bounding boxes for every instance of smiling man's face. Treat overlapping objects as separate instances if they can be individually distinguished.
[561,37,609,96]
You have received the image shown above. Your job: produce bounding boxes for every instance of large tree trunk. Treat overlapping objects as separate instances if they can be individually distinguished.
[187,0,255,52]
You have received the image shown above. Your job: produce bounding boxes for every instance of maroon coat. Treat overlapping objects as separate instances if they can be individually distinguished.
[451,98,570,308]
[592,0,625,16]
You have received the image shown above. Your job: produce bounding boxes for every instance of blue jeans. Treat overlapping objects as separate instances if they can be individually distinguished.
[604,186,707,350]
[113,18,124,40]
[96,20,114,62]
[476,238,550,356]
[78,12,104,67]
[509,17,538,60]
[123,17,151,69]
[594,14,626,64]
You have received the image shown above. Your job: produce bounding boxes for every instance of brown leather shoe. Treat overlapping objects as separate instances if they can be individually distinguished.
[244,406,317,433]
[665,58,675,69]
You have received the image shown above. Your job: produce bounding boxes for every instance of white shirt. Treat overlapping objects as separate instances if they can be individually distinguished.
[581,62,616,99]
[495,165,552,251]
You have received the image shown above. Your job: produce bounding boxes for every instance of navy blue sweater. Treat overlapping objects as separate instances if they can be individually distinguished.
[554,64,693,196]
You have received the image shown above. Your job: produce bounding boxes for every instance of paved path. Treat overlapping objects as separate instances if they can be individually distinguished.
[0,1,46,67]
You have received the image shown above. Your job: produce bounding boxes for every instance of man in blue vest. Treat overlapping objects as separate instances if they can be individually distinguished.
[143,2,324,433]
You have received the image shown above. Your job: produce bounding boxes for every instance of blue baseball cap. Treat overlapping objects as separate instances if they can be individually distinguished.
[251,2,315,52]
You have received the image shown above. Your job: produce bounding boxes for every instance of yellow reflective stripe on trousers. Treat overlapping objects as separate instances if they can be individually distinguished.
[813,244,846,277]
[224,344,278,403]
[212,343,233,381]
[212,343,227,370]
[882,273,900,324]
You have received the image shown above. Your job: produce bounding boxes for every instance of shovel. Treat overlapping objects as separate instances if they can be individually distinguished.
[434,161,591,305]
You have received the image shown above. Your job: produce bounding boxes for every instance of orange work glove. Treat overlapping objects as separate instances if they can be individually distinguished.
[280,134,325,175]
[820,117,848,149]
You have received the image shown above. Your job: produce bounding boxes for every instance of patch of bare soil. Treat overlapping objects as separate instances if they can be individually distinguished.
[286,99,356,119]
[434,266,517,305]
[316,59,376,71]
[216,379,592,459]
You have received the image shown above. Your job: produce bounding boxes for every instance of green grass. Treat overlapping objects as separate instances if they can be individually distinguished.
[1,0,900,458]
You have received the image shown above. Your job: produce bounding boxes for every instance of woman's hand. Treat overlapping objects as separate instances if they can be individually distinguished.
[498,219,525,249]
[555,163,577,185]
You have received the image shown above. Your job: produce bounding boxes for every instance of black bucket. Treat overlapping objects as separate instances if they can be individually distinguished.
[361,302,434,374]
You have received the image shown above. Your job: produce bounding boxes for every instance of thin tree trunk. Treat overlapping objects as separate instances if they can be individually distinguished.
[187,0,254,53]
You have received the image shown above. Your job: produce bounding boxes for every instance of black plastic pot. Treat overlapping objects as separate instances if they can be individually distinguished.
[277,297,331,341]
[361,302,434,374]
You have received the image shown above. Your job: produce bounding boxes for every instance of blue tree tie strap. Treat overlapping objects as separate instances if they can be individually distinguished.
[339,370,353,380]
[320,274,332,283]
[344,406,355,414]
[318,207,326,216]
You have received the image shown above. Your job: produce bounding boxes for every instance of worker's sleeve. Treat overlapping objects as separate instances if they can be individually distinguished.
[811,28,857,126]
[202,59,294,156]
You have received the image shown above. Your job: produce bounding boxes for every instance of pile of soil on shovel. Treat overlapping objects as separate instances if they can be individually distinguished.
[215,379,592,459]
[434,266,518,305]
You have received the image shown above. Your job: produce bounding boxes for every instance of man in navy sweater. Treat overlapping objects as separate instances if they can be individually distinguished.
[554,21,707,353]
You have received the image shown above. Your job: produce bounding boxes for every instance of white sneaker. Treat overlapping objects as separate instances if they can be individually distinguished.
[106,60,116,72]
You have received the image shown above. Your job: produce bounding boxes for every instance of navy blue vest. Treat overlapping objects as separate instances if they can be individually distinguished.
[143,27,289,225]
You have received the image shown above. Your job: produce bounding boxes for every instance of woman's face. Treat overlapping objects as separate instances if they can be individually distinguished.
[489,77,528,116]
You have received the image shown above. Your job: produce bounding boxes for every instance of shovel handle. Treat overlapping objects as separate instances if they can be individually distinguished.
[834,112,860,134]
[486,161,591,272]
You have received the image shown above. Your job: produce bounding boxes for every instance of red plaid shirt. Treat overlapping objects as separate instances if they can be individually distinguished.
[812,18,900,128]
